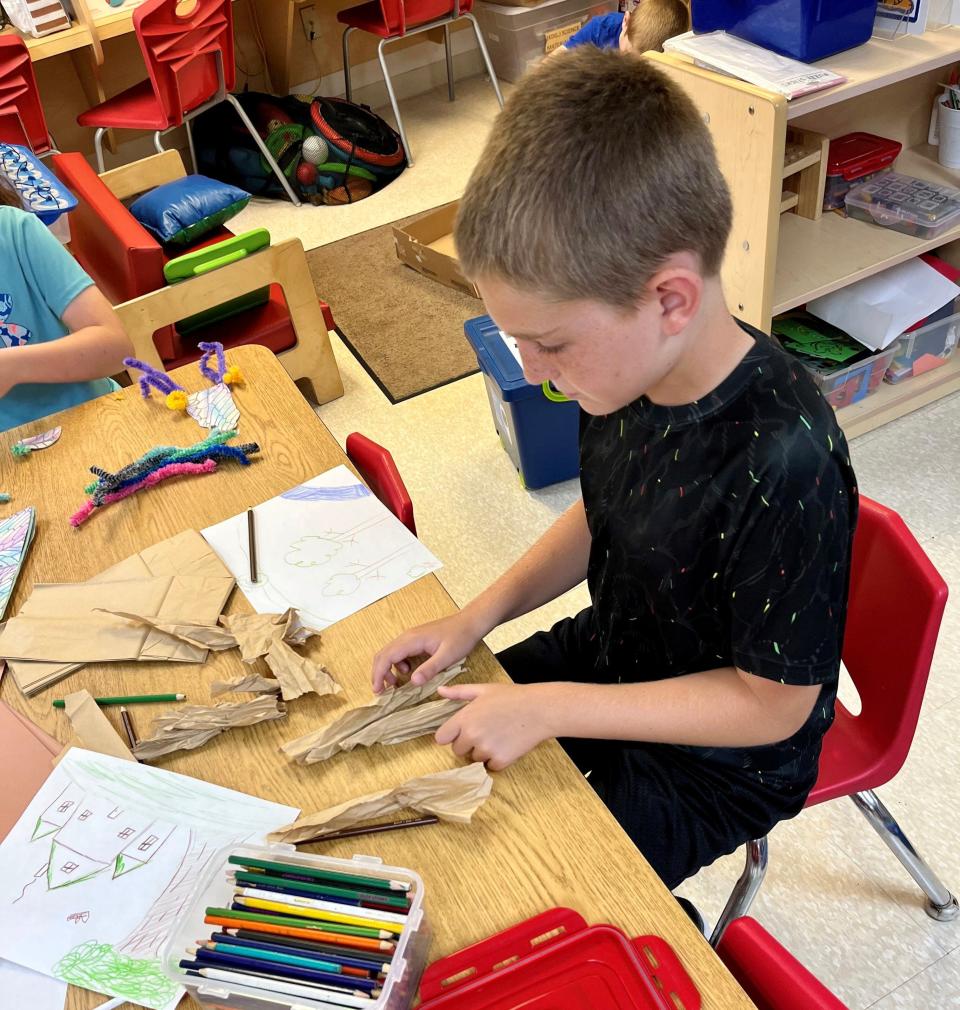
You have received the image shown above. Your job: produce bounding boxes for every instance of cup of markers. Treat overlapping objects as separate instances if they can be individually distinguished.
[163,846,429,1010]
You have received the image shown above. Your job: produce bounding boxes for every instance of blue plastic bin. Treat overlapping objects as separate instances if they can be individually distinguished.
[464,315,580,490]
[690,0,876,62]
[0,143,77,225]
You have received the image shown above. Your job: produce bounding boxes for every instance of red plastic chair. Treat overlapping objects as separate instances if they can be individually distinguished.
[346,433,417,535]
[717,917,850,1010]
[338,0,503,165]
[711,497,957,945]
[0,35,54,153]
[76,0,299,203]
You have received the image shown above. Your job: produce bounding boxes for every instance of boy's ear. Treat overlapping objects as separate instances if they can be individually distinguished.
[646,257,704,336]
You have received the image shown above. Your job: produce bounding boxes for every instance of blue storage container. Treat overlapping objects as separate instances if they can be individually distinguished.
[691,0,876,62]
[464,315,580,490]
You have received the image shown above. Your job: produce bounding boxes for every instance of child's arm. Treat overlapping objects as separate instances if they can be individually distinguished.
[0,286,133,397]
[435,670,820,770]
[371,498,592,692]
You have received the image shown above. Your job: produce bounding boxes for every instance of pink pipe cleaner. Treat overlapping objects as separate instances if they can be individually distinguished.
[70,460,217,527]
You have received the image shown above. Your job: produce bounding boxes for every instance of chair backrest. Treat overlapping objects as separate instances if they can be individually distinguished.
[0,35,51,153]
[839,495,948,779]
[345,433,416,535]
[717,917,849,1010]
[134,0,235,127]
[379,0,473,36]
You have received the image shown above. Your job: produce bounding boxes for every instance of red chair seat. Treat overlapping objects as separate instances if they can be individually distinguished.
[78,78,172,131]
[809,704,892,806]
[338,0,461,34]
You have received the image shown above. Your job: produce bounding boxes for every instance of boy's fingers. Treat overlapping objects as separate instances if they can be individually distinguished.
[436,684,483,701]
[434,710,462,745]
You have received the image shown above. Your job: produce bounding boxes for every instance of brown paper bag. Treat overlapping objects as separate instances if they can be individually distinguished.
[63,690,135,762]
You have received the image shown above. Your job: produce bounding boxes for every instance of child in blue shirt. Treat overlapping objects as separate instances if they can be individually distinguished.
[560,0,687,54]
[0,178,132,432]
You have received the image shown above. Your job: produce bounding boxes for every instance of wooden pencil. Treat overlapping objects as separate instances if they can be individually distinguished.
[203,912,395,952]
[227,854,410,892]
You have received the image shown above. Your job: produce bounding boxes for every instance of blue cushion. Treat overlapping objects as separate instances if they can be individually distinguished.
[129,175,251,247]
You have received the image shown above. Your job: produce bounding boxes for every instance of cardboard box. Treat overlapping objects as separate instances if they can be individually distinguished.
[393,203,480,298]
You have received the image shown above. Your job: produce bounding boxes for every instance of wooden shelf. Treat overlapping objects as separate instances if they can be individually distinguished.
[787,27,960,120]
[774,145,960,314]
[835,352,960,439]
[780,191,800,213]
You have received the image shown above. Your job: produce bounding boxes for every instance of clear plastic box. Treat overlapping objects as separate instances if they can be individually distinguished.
[844,172,960,241]
[885,311,960,385]
[803,346,897,409]
[822,132,901,212]
[159,844,429,1010]
[473,0,616,82]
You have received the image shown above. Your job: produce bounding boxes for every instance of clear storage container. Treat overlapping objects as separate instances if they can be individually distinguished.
[885,312,960,384]
[160,844,429,1010]
[473,0,616,82]
[822,132,901,212]
[844,172,960,241]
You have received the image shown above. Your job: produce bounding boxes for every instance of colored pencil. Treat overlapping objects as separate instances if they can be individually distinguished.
[119,706,138,751]
[180,964,376,1007]
[221,929,391,969]
[197,939,349,975]
[228,869,411,909]
[209,932,387,975]
[228,854,410,892]
[295,814,440,845]
[225,903,391,939]
[52,693,186,708]
[189,947,382,992]
[203,912,395,952]
[229,876,402,912]
[231,895,403,935]
[233,887,407,927]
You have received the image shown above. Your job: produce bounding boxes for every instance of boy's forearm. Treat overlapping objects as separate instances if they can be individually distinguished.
[2,325,131,385]
[461,499,591,636]
[535,668,820,748]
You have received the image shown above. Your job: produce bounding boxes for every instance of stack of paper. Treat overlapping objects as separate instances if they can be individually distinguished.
[1,530,235,696]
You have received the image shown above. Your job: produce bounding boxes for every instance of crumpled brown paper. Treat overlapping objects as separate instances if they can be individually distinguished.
[63,689,135,762]
[210,673,281,697]
[132,695,286,760]
[339,697,465,750]
[100,612,239,651]
[280,663,465,764]
[268,762,493,843]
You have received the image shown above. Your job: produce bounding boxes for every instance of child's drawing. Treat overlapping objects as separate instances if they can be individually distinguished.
[0,506,36,621]
[202,465,441,629]
[0,749,298,1010]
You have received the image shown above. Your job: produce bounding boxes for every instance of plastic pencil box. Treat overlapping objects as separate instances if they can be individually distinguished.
[417,907,701,1010]
[160,843,429,1010]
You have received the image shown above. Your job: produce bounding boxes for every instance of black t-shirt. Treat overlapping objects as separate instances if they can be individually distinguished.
[578,326,858,804]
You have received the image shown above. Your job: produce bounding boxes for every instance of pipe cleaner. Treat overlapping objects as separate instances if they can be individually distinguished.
[73,430,261,527]
[123,341,245,431]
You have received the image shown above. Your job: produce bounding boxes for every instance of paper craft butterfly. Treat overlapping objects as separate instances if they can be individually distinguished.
[123,342,243,433]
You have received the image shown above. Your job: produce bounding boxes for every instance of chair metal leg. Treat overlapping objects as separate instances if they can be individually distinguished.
[185,118,198,173]
[851,789,959,921]
[464,12,504,108]
[377,38,413,166]
[709,837,768,948]
[94,128,106,173]
[443,23,455,101]
[153,131,165,155]
[342,27,356,102]
[225,93,302,207]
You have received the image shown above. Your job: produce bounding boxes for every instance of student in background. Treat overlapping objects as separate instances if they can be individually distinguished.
[556,0,688,55]
[371,50,857,894]
[0,178,132,432]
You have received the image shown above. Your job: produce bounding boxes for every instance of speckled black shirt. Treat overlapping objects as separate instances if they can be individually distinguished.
[579,326,858,803]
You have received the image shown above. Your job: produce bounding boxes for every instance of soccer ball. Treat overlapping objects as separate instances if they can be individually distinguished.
[301,135,329,166]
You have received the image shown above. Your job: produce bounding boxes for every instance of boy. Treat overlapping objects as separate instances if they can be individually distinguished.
[557,0,688,55]
[371,49,857,890]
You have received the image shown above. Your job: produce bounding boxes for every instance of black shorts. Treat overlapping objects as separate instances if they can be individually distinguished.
[497,609,806,889]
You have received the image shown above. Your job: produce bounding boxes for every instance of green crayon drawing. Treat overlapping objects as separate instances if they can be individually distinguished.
[55,941,178,1006]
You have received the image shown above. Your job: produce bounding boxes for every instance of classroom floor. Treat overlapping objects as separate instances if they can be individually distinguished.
[268,73,958,1008]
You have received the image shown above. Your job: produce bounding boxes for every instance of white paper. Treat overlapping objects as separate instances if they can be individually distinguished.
[202,465,442,630]
[0,959,66,1010]
[807,259,960,351]
[0,749,298,1010]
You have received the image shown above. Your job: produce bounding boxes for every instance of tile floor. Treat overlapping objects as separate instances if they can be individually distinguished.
[261,73,959,1007]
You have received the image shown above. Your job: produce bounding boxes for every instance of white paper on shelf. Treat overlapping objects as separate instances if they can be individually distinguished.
[807,258,960,351]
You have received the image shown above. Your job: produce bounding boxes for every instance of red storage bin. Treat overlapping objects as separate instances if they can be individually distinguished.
[418,907,701,1010]
[823,132,902,212]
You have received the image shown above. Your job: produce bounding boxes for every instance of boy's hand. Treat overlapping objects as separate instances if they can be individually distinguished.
[434,683,553,771]
[370,612,486,694]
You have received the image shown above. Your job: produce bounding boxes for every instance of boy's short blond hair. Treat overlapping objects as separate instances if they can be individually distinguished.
[455,48,732,308]
[627,0,689,53]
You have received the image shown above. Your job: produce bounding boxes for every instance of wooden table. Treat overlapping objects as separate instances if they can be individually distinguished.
[0,345,755,1010]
